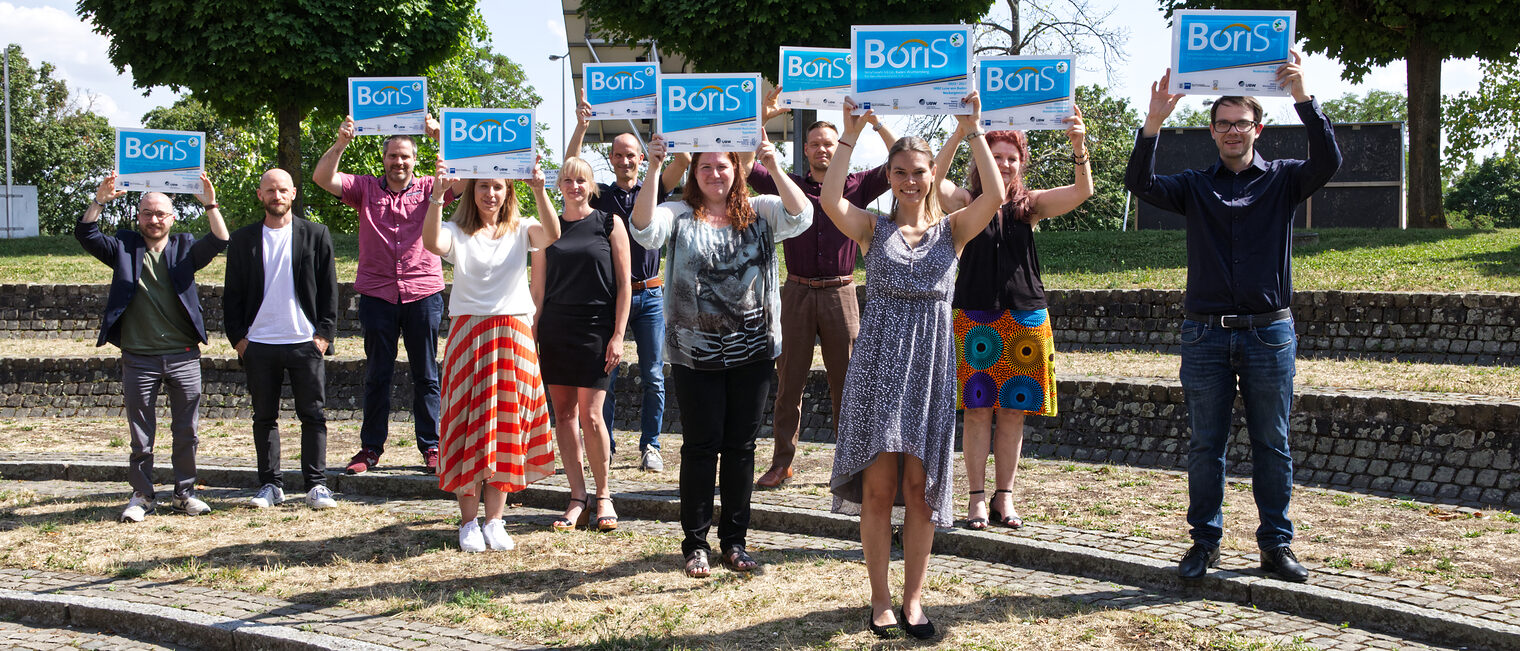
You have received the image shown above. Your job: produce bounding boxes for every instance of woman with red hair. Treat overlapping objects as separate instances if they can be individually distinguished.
[935,110,1093,531]
[631,136,812,578]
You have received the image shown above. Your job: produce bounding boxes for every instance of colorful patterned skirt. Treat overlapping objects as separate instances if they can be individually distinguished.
[953,308,1057,416]
[438,314,555,496]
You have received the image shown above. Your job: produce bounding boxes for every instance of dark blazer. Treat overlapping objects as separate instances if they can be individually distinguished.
[75,218,227,348]
[223,217,338,353]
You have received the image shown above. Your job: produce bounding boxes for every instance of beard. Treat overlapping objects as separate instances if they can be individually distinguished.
[264,198,291,217]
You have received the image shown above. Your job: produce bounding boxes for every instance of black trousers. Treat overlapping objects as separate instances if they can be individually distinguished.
[244,341,327,489]
[670,358,774,556]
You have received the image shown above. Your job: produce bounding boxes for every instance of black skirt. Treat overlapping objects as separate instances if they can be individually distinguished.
[537,303,615,389]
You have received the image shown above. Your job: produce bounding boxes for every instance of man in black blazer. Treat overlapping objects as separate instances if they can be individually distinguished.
[224,168,340,510]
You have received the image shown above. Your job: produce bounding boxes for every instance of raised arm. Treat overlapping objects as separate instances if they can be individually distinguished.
[932,119,972,213]
[819,98,878,248]
[188,172,230,270]
[660,151,690,192]
[565,88,592,161]
[313,116,355,197]
[422,157,457,257]
[1280,50,1342,198]
[865,110,897,149]
[1027,105,1094,223]
[76,174,126,263]
[631,137,668,233]
[949,93,1003,252]
[525,156,561,249]
[605,217,631,374]
[1141,69,1185,139]
[1125,69,1190,212]
[756,137,810,223]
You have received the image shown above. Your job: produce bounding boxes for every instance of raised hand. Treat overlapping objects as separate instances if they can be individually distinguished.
[762,85,790,123]
[841,97,872,135]
[647,135,668,166]
[1276,50,1309,102]
[337,116,357,145]
[577,87,593,127]
[526,154,546,190]
[1145,69,1186,133]
[196,172,217,206]
[95,174,125,204]
[432,157,461,199]
[953,91,981,131]
[1065,104,1088,152]
[756,137,780,170]
[424,114,441,141]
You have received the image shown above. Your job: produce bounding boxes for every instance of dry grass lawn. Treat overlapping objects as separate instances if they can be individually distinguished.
[0,486,1306,650]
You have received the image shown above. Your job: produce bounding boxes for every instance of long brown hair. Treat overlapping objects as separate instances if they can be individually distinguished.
[449,178,521,236]
[684,151,757,231]
[967,130,1029,206]
[887,136,944,225]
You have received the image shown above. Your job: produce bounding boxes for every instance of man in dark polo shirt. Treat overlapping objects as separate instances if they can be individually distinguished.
[76,173,229,522]
[1125,53,1341,583]
[748,88,898,488]
[566,90,689,471]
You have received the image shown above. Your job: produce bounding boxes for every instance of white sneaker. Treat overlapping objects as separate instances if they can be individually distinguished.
[171,494,211,516]
[640,448,665,472]
[249,483,285,508]
[120,494,155,522]
[458,519,486,553]
[305,485,337,509]
[481,518,515,551]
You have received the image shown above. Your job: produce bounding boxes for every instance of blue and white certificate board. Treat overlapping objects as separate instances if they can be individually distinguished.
[657,73,761,153]
[978,56,1075,131]
[438,108,536,179]
[114,128,204,194]
[348,77,427,135]
[777,47,850,109]
[1169,10,1295,96]
[583,62,659,119]
[851,25,973,115]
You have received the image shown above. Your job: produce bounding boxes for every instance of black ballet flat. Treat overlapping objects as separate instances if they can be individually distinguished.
[899,607,935,640]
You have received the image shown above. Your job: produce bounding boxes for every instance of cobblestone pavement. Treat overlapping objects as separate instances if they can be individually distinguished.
[0,618,191,650]
[0,478,1452,650]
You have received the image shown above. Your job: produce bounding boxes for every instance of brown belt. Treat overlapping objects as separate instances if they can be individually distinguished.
[787,274,854,289]
[632,277,663,291]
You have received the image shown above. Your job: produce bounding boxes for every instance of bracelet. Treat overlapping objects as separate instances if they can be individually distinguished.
[92,198,107,208]
[964,130,986,142]
[1072,155,1090,165]
[837,140,854,149]
[871,122,884,132]
[429,196,447,206]
[204,203,219,210]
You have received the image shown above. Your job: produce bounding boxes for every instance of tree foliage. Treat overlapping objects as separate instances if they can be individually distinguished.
[77,0,479,216]
[1445,154,1520,228]
[974,0,1129,83]
[1441,58,1520,179]
[1322,89,1406,124]
[577,0,993,77]
[0,45,115,234]
[1162,0,1520,228]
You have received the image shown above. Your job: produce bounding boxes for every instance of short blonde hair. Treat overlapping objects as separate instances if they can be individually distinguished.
[559,157,600,200]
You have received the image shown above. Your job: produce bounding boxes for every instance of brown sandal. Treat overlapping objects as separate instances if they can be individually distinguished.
[594,496,618,532]
[552,497,587,532]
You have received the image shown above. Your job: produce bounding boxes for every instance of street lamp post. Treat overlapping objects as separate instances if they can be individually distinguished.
[549,52,569,157]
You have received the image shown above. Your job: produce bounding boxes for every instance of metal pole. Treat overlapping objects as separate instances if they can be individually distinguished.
[4,47,13,237]
[1122,191,1131,231]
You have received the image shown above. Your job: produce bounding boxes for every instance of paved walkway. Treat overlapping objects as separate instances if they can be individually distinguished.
[0,618,191,650]
[0,452,1488,650]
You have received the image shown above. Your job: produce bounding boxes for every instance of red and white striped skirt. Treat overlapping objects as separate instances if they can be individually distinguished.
[438,314,555,496]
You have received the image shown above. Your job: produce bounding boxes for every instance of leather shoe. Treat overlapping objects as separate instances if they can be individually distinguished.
[1260,545,1309,582]
[756,466,792,489]
[1178,543,1220,580]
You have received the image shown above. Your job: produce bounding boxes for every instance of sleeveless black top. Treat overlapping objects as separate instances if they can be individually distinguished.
[544,209,616,308]
[951,199,1046,311]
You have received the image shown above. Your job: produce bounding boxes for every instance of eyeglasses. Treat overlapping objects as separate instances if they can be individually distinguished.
[1211,120,1258,134]
[139,210,174,221]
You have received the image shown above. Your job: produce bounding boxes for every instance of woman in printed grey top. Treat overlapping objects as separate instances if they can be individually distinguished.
[631,135,812,578]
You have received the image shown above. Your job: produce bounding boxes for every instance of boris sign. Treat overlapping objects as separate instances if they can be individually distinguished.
[438,108,536,179]
[657,73,762,153]
[1169,10,1296,96]
[348,77,428,135]
[584,62,659,119]
[114,128,205,194]
[851,24,973,115]
[777,47,851,109]
[978,56,1075,130]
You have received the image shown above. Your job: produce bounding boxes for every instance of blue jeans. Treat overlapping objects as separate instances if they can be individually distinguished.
[1180,317,1297,551]
[358,292,443,455]
[604,286,666,452]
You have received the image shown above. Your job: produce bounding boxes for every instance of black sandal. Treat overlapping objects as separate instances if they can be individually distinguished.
[720,545,757,572]
[552,496,587,532]
[594,496,618,532]
[990,489,1023,529]
[684,549,711,578]
[965,489,988,531]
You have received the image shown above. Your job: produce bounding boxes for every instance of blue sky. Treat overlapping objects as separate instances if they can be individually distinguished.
[2,0,1485,177]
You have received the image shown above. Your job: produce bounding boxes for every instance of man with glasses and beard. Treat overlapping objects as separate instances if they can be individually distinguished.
[1125,52,1341,583]
[77,173,229,522]
[224,169,340,511]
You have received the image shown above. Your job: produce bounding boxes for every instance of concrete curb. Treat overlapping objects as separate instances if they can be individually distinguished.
[3,459,1517,651]
[0,588,391,651]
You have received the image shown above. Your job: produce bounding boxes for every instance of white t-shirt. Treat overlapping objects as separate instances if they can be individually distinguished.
[247,223,316,344]
[441,218,538,317]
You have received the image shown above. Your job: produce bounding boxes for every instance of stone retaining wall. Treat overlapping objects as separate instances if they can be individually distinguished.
[8,284,1515,364]
[3,356,1513,510]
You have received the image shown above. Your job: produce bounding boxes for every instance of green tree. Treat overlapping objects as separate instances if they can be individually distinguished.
[1445,154,1520,228]
[77,0,478,217]
[1162,0,1520,228]
[1322,89,1407,123]
[0,45,115,234]
[1441,59,1520,179]
[1164,101,1212,128]
[577,0,993,76]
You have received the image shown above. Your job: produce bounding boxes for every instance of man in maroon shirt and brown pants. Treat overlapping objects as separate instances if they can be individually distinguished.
[750,90,898,488]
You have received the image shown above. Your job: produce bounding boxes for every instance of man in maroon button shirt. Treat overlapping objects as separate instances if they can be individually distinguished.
[747,88,898,488]
[314,116,452,475]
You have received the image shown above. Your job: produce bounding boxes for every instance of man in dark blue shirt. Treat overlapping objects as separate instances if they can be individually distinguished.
[1124,52,1341,583]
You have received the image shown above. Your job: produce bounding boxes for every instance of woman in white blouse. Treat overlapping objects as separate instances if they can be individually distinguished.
[631,136,811,578]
